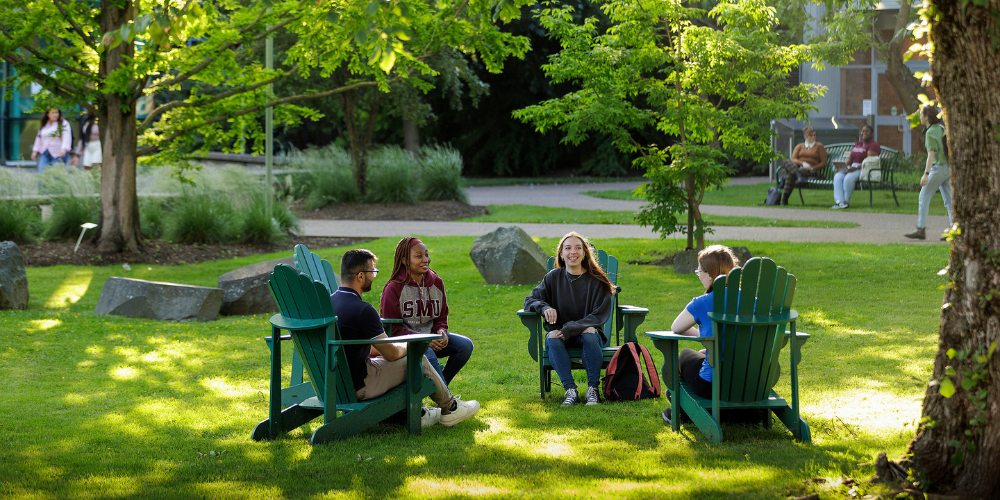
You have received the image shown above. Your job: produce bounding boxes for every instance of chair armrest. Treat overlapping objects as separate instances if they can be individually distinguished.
[645,331,694,342]
[381,318,404,324]
[518,309,544,362]
[270,314,337,331]
[706,310,797,326]
[331,333,439,346]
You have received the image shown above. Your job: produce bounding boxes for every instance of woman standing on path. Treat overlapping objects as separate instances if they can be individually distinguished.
[380,237,475,386]
[71,113,101,170]
[523,232,615,406]
[30,109,72,172]
[833,125,879,209]
[904,105,953,240]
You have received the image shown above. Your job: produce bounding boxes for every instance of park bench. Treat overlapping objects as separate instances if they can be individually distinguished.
[251,264,438,444]
[517,249,649,400]
[646,257,811,443]
[775,143,900,208]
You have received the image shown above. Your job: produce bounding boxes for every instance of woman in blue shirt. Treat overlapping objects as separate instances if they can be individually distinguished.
[669,245,738,409]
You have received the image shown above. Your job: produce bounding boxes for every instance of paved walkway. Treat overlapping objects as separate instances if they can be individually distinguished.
[299,178,951,244]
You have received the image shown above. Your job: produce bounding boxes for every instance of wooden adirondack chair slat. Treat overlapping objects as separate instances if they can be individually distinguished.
[647,257,811,443]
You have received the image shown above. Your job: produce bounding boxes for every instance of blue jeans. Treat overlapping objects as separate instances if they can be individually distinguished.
[917,163,953,229]
[833,168,861,205]
[37,150,70,173]
[546,330,603,390]
[425,332,474,385]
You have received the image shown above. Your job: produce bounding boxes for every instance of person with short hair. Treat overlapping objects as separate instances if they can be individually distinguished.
[665,245,738,423]
[30,109,72,173]
[780,126,828,205]
[331,248,479,428]
[523,232,615,406]
[380,237,474,386]
[833,125,880,209]
[905,105,953,240]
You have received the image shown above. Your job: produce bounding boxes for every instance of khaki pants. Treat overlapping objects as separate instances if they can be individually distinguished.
[355,355,453,409]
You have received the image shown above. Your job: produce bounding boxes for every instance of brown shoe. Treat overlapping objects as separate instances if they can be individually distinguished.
[904,227,926,240]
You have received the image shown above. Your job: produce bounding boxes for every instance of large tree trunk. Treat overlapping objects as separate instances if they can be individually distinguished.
[882,1,923,116]
[905,1,1000,496]
[97,1,142,253]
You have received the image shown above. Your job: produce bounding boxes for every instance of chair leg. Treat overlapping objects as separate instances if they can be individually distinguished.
[797,188,805,205]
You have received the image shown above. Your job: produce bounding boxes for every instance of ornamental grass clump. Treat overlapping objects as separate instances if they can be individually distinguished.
[163,191,236,244]
[286,145,359,210]
[235,192,299,245]
[418,145,467,203]
[0,170,41,241]
[366,146,418,204]
[139,198,166,240]
[42,194,100,240]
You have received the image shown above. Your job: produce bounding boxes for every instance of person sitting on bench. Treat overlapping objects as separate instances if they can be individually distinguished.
[780,126,828,206]
[331,248,480,428]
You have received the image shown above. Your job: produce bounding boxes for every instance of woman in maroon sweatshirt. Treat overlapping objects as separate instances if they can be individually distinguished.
[380,237,474,385]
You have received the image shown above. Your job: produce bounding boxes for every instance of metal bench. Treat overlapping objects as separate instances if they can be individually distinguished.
[775,143,900,208]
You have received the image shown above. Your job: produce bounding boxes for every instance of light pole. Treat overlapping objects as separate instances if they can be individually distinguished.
[265,29,274,217]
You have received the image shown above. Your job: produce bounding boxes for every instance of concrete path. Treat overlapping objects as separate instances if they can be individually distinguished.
[299,178,952,244]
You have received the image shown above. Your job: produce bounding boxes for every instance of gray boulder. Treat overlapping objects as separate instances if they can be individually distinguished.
[0,241,29,310]
[673,246,753,274]
[95,277,223,322]
[218,257,300,316]
[469,226,549,285]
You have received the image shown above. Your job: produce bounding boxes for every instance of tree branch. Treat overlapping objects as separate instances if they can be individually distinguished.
[137,78,399,156]
[0,53,94,111]
[53,0,97,49]
[0,30,95,79]
[137,63,300,132]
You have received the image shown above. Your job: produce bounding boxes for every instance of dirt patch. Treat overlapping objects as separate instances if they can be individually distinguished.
[18,200,488,267]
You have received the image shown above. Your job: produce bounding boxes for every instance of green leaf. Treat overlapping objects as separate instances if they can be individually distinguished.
[989,340,997,359]
[978,389,988,399]
[962,376,974,391]
[354,30,367,46]
[379,47,396,72]
[947,348,957,359]
[261,0,273,7]
[327,9,340,23]
[977,354,987,363]
[939,377,956,398]
[120,24,133,43]
[392,26,410,41]
[367,46,381,65]
[949,439,961,447]
[945,366,956,376]
[968,441,977,454]
[398,3,411,22]
[951,450,964,467]
[365,1,379,17]
[965,430,972,436]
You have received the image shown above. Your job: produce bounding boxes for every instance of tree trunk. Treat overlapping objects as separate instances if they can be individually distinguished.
[685,173,695,250]
[403,118,420,154]
[97,1,142,253]
[339,90,365,194]
[905,1,1000,496]
[883,1,923,116]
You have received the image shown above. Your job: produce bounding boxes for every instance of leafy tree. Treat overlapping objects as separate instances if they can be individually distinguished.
[515,0,824,249]
[903,0,1000,496]
[0,0,530,252]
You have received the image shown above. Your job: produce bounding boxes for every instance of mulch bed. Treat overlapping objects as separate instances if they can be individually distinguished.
[16,200,489,267]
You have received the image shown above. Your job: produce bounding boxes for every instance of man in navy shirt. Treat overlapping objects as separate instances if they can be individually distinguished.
[331,249,479,428]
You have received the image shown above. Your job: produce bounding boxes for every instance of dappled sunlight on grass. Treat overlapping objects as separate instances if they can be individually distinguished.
[44,269,93,309]
[26,318,62,332]
[407,476,511,496]
[110,365,142,380]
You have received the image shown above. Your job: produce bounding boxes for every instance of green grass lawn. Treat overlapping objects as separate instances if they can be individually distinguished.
[463,176,645,187]
[587,183,950,216]
[460,205,859,228]
[0,238,948,499]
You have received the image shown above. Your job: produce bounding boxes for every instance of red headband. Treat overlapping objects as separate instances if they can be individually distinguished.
[409,237,423,248]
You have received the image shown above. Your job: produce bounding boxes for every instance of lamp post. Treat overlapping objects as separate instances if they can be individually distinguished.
[265,31,274,217]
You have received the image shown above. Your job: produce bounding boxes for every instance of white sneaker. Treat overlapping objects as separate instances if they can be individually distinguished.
[440,397,480,427]
[421,407,441,429]
[831,202,847,210]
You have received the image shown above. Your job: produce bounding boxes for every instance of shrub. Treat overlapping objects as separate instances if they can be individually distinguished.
[418,145,468,203]
[35,163,99,197]
[366,146,418,204]
[234,192,300,245]
[140,198,166,240]
[0,200,41,242]
[43,195,100,240]
[163,191,236,244]
[284,145,359,210]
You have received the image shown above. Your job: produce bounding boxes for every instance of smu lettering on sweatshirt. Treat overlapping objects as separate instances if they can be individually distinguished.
[380,269,449,336]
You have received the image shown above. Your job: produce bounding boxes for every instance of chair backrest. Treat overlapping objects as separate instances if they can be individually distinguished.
[545,248,619,346]
[269,264,357,405]
[711,257,796,403]
[294,244,339,295]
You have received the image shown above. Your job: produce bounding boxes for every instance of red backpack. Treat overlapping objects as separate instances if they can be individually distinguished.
[602,342,661,401]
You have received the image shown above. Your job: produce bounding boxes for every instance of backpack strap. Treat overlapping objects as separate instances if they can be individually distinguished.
[638,344,660,397]
[625,343,643,399]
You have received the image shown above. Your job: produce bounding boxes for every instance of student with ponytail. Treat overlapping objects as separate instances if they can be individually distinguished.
[380,237,475,386]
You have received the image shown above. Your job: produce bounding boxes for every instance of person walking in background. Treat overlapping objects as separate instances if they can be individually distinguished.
[71,113,101,170]
[523,232,615,406]
[779,125,828,206]
[832,125,879,209]
[905,105,953,240]
[30,109,72,173]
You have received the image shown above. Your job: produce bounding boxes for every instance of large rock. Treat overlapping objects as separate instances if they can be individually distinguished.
[218,257,300,316]
[673,246,753,274]
[95,277,223,322]
[0,241,29,310]
[469,226,549,285]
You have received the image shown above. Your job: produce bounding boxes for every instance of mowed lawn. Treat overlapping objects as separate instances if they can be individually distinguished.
[0,237,949,499]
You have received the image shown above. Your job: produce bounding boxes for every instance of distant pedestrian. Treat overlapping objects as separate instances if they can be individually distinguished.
[30,109,72,173]
[905,105,953,240]
[71,113,101,170]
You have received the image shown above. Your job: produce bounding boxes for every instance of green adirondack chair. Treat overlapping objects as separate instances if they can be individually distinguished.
[294,244,340,294]
[517,249,649,399]
[646,257,811,443]
[251,264,439,445]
